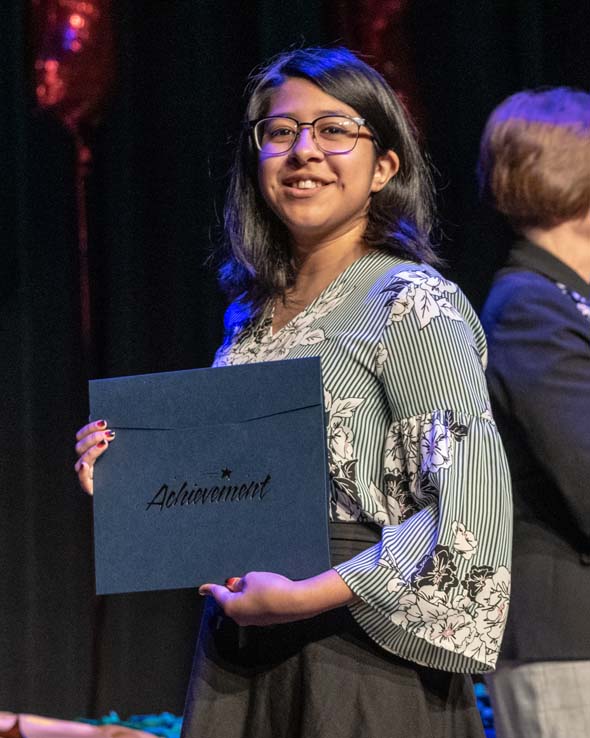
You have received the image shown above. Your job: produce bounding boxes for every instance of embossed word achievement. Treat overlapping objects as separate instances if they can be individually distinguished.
[89,358,331,594]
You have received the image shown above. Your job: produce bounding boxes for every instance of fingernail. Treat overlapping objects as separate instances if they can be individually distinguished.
[97,420,107,429]
[105,430,116,440]
[97,440,107,448]
[225,577,240,588]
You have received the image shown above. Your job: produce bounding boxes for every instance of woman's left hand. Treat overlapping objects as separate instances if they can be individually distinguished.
[199,569,358,627]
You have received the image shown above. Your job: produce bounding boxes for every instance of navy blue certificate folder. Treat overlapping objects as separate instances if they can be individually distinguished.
[89,357,331,595]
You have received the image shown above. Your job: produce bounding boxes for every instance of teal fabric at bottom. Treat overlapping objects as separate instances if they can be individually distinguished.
[80,711,182,738]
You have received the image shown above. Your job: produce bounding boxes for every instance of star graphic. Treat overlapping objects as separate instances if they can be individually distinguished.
[221,468,232,480]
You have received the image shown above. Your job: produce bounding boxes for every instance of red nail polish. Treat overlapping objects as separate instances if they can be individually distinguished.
[97,420,107,429]
[105,430,116,440]
[97,440,107,448]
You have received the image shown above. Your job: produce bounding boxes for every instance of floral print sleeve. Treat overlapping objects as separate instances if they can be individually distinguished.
[215,253,512,673]
[334,268,512,673]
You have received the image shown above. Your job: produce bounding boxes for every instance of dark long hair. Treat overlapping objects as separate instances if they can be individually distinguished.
[220,47,438,315]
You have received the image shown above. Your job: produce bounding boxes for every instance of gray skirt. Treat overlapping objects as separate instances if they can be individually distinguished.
[181,523,484,738]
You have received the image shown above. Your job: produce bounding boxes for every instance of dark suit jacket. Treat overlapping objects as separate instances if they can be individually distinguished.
[480,240,590,661]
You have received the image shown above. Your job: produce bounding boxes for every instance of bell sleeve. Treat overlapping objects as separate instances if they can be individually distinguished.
[333,269,512,673]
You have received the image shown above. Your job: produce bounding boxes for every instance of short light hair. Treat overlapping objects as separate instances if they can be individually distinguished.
[478,87,590,230]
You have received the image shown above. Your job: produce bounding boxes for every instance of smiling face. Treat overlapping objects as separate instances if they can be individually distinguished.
[256,77,399,249]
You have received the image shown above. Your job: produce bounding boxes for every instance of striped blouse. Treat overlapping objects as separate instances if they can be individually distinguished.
[214,250,512,673]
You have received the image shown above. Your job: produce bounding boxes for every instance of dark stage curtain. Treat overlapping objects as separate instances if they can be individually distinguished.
[1,0,588,721]
[1,0,326,719]
[1,4,97,719]
[329,0,590,308]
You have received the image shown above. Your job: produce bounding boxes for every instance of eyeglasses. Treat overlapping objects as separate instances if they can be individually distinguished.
[250,114,372,155]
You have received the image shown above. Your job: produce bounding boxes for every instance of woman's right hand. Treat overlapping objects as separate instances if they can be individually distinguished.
[74,419,115,495]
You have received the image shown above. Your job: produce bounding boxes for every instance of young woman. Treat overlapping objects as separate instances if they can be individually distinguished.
[76,47,512,738]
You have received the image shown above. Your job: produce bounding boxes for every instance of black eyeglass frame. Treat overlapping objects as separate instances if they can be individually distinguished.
[249,114,377,155]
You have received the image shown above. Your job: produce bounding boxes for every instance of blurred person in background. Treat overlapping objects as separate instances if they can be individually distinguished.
[479,87,590,738]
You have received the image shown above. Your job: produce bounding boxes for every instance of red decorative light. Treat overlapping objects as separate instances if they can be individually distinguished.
[32,0,114,132]
[69,13,84,28]
[31,0,116,371]
[327,0,426,135]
